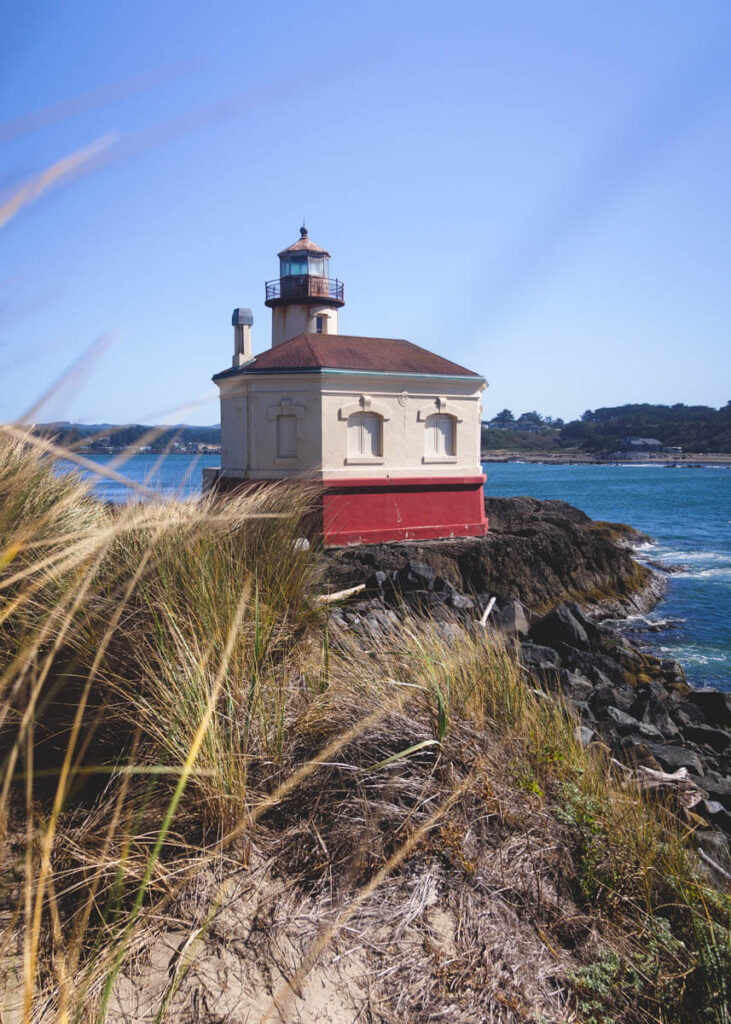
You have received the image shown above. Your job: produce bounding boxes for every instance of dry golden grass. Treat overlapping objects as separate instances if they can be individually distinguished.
[0,427,729,1024]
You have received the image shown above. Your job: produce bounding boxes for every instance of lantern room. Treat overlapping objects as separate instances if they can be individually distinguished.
[265,226,344,346]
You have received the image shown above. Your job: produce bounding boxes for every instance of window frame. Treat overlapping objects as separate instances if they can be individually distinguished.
[345,410,385,465]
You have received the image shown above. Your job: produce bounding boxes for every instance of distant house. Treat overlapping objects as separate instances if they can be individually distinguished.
[486,419,545,433]
[620,437,663,451]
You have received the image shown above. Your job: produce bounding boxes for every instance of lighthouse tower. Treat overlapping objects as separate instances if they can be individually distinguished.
[265,227,345,347]
[209,227,489,546]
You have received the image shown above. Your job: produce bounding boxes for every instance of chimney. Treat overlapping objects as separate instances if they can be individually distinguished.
[231,308,253,366]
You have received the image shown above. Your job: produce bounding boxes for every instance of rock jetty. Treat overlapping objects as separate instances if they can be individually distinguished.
[323,497,731,843]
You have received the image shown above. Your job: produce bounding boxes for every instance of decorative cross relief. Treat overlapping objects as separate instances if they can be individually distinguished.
[266,398,305,421]
[416,396,463,422]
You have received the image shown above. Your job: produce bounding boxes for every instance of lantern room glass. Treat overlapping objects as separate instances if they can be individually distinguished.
[280,254,330,278]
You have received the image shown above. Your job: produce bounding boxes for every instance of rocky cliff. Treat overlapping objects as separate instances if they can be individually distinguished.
[324,496,664,616]
[322,497,731,842]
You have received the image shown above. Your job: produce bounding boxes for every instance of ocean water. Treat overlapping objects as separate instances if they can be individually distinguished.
[484,462,731,692]
[56,455,731,691]
[56,453,222,503]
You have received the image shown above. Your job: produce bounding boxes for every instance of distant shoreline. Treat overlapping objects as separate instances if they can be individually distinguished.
[481,451,731,465]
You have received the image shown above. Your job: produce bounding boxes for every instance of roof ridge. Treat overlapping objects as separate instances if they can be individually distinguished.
[303,333,321,365]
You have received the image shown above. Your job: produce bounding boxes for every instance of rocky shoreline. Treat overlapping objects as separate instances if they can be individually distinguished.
[323,497,731,850]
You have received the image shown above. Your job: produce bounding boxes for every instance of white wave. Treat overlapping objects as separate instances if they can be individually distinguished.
[674,567,731,580]
[656,646,728,666]
[654,548,731,564]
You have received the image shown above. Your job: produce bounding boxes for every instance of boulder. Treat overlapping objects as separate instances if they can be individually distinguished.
[604,706,641,731]
[560,646,629,689]
[590,682,635,714]
[493,599,530,638]
[575,725,595,747]
[690,773,731,811]
[645,744,707,777]
[699,804,731,835]
[519,643,561,673]
[559,670,594,702]
[632,690,680,740]
[684,689,731,728]
[395,562,436,592]
[530,604,589,650]
[683,723,730,755]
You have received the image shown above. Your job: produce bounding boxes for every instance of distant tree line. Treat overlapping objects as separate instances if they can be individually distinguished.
[482,402,731,453]
[33,422,221,448]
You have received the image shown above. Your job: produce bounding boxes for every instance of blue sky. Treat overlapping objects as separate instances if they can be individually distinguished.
[2,0,730,425]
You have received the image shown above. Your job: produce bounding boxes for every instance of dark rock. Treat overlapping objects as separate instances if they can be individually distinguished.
[559,670,594,702]
[699,804,731,835]
[619,741,662,770]
[366,570,389,592]
[604,706,641,730]
[661,658,687,684]
[530,604,590,650]
[519,643,561,672]
[575,725,595,747]
[590,683,635,714]
[637,722,665,741]
[448,592,474,611]
[560,646,629,689]
[677,701,705,725]
[632,688,680,740]
[493,599,530,638]
[645,744,707,776]
[633,679,669,705]
[684,689,731,728]
[395,562,436,592]
[573,700,596,723]
[690,774,731,811]
[683,723,730,755]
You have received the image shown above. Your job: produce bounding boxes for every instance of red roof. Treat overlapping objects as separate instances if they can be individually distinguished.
[214,334,482,380]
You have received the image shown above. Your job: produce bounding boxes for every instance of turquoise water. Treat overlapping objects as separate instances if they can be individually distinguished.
[57,455,731,690]
[484,462,731,691]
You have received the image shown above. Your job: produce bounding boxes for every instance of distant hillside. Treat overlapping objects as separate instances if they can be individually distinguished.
[561,402,731,453]
[34,422,221,449]
[482,403,731,454]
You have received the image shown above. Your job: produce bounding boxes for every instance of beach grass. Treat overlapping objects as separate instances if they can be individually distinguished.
[0,426,729,1023]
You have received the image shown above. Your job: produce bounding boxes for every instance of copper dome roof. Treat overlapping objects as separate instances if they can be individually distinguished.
[277,226,331,258]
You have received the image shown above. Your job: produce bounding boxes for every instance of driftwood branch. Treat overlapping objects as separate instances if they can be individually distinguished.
[317,584,366,605]
[698,847,731,882]
[479,596,496,627]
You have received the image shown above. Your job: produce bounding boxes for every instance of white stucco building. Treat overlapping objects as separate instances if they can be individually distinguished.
[207,228,488,546]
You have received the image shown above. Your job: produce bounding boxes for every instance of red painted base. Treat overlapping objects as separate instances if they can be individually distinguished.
[206,471,489,547]
[321,475,488,547]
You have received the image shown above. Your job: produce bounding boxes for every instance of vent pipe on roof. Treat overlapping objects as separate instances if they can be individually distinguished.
[232,307,253,367]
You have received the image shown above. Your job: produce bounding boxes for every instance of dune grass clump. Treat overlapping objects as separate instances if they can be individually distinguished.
[0,428,729,1024]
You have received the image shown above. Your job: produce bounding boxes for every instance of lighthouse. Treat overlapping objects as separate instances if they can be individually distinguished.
[208,228,489,546]
[266,226,344,346]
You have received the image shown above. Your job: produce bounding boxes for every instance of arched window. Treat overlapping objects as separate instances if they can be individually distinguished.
[425,413,455,457]
[348,411,382,458]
